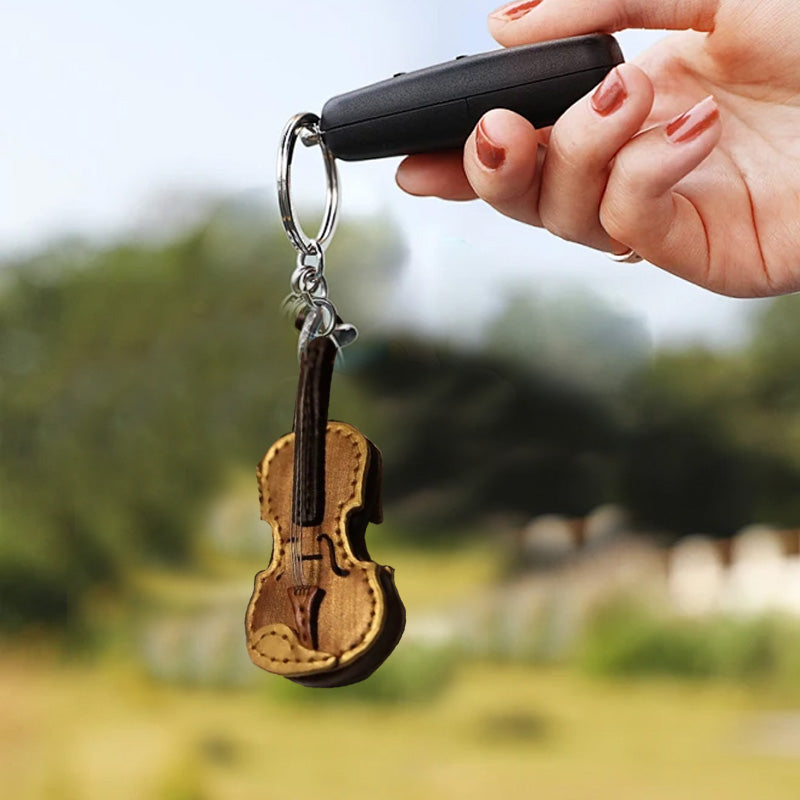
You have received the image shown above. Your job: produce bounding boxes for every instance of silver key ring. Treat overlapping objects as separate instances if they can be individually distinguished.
[277,112,340,255]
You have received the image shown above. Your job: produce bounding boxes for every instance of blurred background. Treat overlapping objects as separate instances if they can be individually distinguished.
[3,2,800,798]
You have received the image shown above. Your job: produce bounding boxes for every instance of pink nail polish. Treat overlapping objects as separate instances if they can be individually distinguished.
[591,68,627,116]
[476,118,506,169]
[665,96,719,144]
[490,0,544,22]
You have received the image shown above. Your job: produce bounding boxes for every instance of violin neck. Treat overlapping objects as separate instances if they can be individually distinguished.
[292,335,336,527]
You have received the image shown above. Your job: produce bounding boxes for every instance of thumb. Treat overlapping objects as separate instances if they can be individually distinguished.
[489,0,719,45]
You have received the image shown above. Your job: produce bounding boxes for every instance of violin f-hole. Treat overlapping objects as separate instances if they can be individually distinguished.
[317,533,351,577]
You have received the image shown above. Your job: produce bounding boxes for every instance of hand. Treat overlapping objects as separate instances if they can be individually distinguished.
[395,0,800,297]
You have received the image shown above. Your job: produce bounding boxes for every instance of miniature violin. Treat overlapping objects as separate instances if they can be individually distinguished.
[245,333,405,687]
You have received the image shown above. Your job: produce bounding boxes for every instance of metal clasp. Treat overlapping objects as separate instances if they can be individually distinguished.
[277,112,357,357]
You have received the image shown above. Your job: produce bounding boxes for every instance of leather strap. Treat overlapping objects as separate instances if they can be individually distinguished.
[292,335,336,527]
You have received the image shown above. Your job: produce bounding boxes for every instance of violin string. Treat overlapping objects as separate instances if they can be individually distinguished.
[290,520,299,587]
[293,522,302,587]
[298,524,305,586]
[297,528,302,586]
[290,522,295,587]
[310,523,318,587]
[292,522,297,586]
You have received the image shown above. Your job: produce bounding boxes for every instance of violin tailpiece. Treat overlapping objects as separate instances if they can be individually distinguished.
[288,585,324,650]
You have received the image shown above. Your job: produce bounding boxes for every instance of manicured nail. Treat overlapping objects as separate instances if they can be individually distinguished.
[591,67,627,116]
[665,96,719,144]
[490,0,543,22]
[475,116,506,170]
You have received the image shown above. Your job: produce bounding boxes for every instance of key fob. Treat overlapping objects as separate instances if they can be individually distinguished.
[319,34,623,161]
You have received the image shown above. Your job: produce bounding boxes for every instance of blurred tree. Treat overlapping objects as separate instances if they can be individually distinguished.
[4,197,800,633]
[748,294,800,410]
[349,339,620,534]
[619,344,800,537]
[485,287,650,396]
[0,202,404,630]
[741,295,800,525]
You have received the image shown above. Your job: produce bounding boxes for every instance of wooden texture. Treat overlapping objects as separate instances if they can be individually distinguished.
[292,333,335,527]
[245,421,405,687]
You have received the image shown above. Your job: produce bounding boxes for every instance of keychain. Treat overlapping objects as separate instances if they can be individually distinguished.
[245,114,405,688]
[245,35,624,686]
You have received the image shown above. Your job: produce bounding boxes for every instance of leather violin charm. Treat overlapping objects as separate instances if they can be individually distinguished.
[245,333,405,687]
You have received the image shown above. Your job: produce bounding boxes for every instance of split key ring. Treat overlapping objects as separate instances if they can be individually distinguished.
[277,112,340,256]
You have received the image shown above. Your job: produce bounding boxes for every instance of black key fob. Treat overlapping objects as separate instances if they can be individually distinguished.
[319,34,624,161]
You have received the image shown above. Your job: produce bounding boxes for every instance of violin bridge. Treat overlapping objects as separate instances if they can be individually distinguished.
[287,585,324,650]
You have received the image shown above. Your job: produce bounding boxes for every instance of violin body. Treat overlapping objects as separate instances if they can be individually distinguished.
[246,421,405,687]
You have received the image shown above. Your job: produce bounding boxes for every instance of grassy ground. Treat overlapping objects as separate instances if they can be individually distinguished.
[4,540,800,799]
[2,652,800,800]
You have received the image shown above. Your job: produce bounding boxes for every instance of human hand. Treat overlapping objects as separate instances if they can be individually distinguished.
[395,0,800,297]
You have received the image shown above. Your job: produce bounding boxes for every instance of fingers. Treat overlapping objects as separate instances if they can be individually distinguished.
[397,111,547,223]
[538,62,655,251]
[599,95,722,286]
[461,108,547,227]
[488,0,719,46]
[456,63,654,247]
[399,89,723,292]
[396,151,477,201]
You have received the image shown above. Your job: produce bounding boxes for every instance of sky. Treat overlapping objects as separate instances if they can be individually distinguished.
[0,0,769,348]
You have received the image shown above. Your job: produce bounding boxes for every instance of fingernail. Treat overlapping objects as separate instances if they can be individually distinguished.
[490,0,543,22]
[475,115,506,170]
[591,67,627,116]
[665,96,719,144]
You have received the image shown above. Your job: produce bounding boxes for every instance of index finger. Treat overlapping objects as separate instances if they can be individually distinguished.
[488,0,719,46]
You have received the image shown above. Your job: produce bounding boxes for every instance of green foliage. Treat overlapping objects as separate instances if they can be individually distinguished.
[485,286,649,395]
[579,598,800,689]
[618,343,800,535]
[5,199,800,635]
[749,294,800,410]
[354,339,620,531]
[0,204,404,630]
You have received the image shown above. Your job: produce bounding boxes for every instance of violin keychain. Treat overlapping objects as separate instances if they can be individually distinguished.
[246,35,624,685]
[245,114,405,687]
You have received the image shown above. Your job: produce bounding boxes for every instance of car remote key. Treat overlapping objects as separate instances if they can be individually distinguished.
[319,34,624,161]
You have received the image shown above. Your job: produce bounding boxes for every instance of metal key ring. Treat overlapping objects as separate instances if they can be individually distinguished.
[277,112,340,255]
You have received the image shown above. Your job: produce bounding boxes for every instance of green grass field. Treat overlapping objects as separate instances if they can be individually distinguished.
[3,652,800,800]
[3,539,800,799]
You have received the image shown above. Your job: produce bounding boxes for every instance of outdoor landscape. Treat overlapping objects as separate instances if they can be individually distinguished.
[3,202,800,799]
